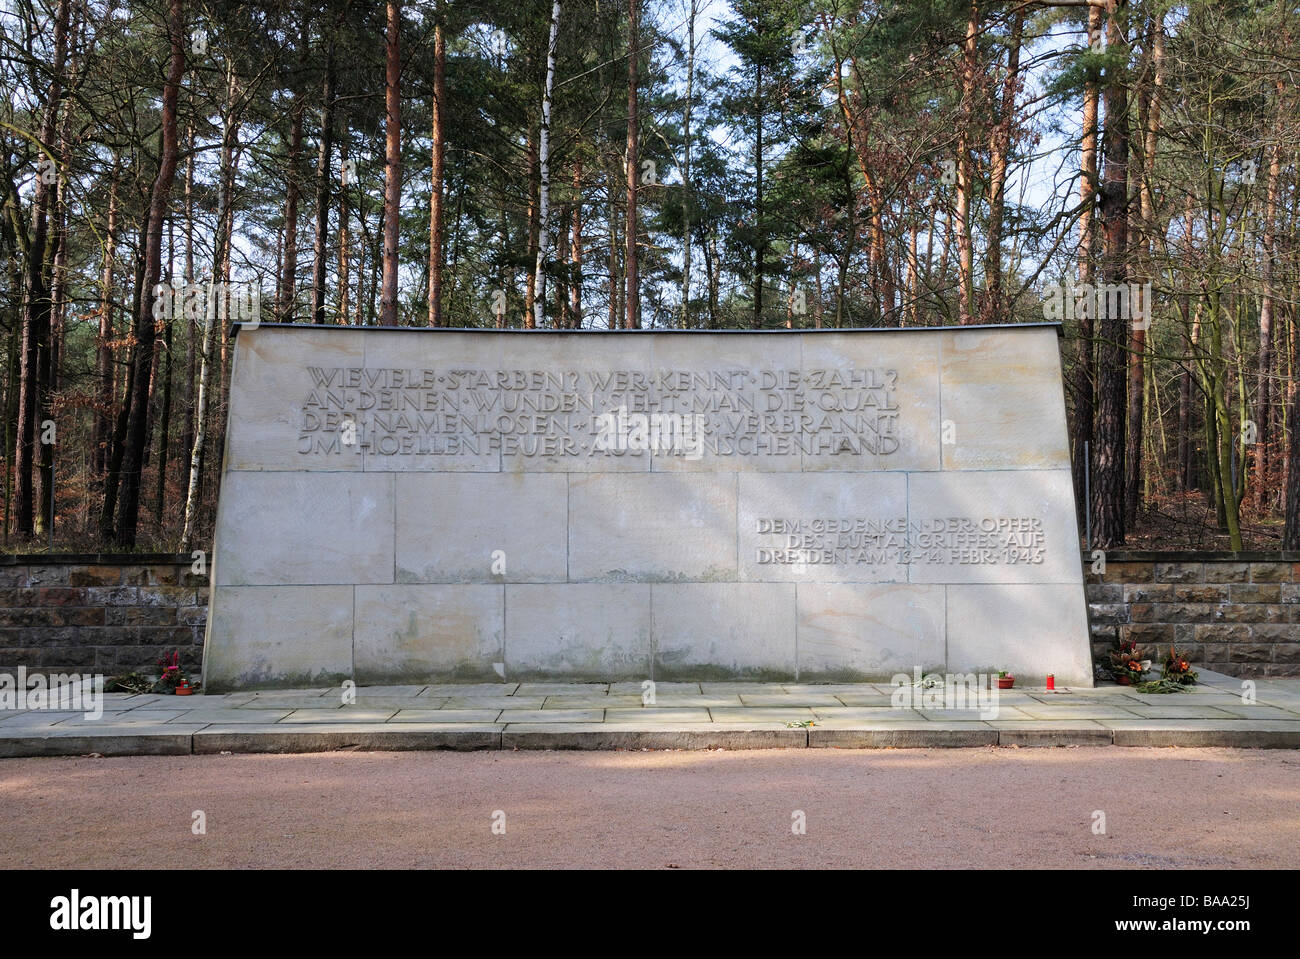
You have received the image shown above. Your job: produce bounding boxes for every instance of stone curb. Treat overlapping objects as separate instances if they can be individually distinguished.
[500,727,808,750]
[996,727,1113,747]
[192,726,502,754]
[1111,728,1300,748]
[809,727,1000,748]
[0,732,192,757]
[5,724,1300,756]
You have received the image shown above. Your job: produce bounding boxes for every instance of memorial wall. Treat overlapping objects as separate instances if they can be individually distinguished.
[202,325,1093,690]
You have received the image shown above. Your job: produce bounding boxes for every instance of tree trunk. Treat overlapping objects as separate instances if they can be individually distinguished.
[380,1,402,325]
[1092,0,1129,549]
[753,60,764,329]
[953,0,979,325]
[114,0,184,548]
[94,170,119,481]
[280,81,304,322]
[624,0,640,329]
[13,0,70,538]
[680,0,696,329]
[981,10,1023,324]
[427,5,447,326]
[181,113,196,475]
[570,161,583,328]
[1073,1,1102,527]
[1253,84,1282,510]
[531,0,562,329]
[311,32,336,324]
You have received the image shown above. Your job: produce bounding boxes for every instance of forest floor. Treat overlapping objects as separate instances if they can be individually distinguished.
[1112,491,1286,551]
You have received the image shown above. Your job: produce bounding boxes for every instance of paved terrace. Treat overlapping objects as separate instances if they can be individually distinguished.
[3,670,1300,756]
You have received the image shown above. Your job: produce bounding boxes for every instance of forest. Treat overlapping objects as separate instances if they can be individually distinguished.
[1,0,1297,553]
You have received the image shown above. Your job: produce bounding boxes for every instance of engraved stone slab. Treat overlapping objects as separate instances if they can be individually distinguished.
[394,473,567,583]
[796,583,946,679]
[204,325,1093,690]
[568,472,737,582]
[213,472,394,586]
[946,583,1093,685]
[940,327,1071,470]
[354,585,503,682]
[504,584,652,680]
[205,585,353,689]
[652,583,796,678]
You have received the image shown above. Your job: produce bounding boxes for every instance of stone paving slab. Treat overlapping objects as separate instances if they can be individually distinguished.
[709,706,817,722]
[389,709,503,723]
[1211,704,1300,720]
[832,693,902,707]
[1123,696,1242,712]
[1,671,1298,756]
[995,726,1114,747]
[543,695,645,707]
[739,693,846,707]
[1014,705,1143,720]
[608,682,702,694]
[418,683,519,696]
[603,708,713,723]
[161,709,295,724]
[497,709,604,724]
[281,709,399,723]
[54,711,194,726]
[810,707,925,722]
[439,696,546,710]
[650,695,745,707]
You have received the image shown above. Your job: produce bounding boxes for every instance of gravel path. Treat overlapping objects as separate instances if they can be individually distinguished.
[2,747,1297,869]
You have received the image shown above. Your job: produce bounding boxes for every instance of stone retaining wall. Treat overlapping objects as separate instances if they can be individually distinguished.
[1085,552,1300,678]
[0,556,208,677]
[1,553,1295,680]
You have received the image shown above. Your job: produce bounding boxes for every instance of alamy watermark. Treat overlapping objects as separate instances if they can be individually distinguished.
[591,405,708,459]
[889,668,1000,719]
[152,280,262,328]
[1041,281,1153,330]
[0,668,102,720]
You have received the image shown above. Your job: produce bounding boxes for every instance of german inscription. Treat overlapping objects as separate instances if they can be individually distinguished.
[754,517,1047,566]
[296,366,901,458]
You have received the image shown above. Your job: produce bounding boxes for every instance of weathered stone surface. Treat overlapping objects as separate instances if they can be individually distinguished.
[795,583,945,679]
[652,583,796,678]
[938,328,1070,470]
[1250,563,1292,583]
[193,724,501,753]
[214,472,395,586]
[226,326,368,471]
[1205,563,1250,584]
[1154,562,1202,583]
[797,332,941,472]
[204,585,353,691]
[946,583,1093,686]
[354,585,503,681]
[504,584,652,680]
[569,472,737,582]
[809,725,999,748]
[394,473,566,583]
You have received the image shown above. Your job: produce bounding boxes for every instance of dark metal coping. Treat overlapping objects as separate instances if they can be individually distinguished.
[229,321,1066,339]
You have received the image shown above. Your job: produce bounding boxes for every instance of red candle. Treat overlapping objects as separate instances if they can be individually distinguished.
[1046,674,1055,691]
